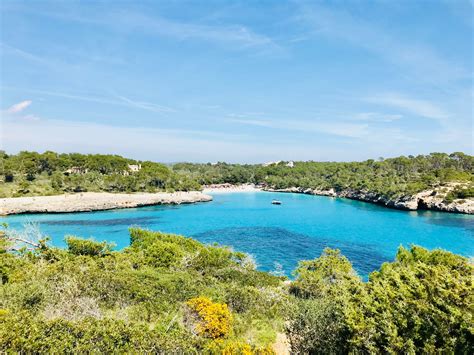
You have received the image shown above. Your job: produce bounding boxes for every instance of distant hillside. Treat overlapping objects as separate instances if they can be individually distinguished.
[0,151,200,197]
[2,151,473,210]
[173,152,474,211]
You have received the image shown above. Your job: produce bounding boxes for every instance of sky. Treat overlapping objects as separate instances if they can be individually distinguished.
[0,0,472,163]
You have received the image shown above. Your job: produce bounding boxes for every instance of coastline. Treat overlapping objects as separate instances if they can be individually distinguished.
[264,186,474,215]
[202,183,262,194]
[0,191,213,216]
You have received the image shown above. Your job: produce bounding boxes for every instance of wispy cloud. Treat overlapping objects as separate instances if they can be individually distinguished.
[351,112,402,123]
[2,87,175,114]
[366,94,449,121]
[0,117,318,163]
[0,43,50,66]
[116,95,175,113]
[296,4,469,87]
[130,14,276,50]
[229,117,369,138]
[28,8,279,52]
[6,100,32,114]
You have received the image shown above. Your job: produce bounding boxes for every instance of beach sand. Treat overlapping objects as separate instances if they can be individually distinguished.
[202,184,262,194]
[0,191,212,215]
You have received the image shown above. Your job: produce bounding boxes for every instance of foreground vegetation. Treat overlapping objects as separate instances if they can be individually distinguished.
[1,225,472,353]
[1,151,473,203]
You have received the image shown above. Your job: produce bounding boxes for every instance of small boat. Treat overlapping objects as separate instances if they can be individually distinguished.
[271,200,282,205]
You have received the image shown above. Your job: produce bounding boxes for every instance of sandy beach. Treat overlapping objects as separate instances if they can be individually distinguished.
[0,191,213,216]
[202,183,262,193]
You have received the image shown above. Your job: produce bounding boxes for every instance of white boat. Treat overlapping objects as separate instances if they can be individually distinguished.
[271,200,282,205]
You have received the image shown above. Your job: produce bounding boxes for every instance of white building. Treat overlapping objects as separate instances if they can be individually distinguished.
[262,160,282,167]
[128,164,142,173]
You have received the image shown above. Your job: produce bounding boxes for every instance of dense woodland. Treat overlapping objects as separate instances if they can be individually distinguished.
[1,226,472,353]
[1,151,473,200]
[173,152,474,200]
[0,151,200,197]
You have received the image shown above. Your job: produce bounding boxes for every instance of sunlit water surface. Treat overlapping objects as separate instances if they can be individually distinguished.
[2,192,473,277]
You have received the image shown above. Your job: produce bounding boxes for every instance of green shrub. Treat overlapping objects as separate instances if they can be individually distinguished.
[290,248,361,299]
[351,246,474,353]
[143,240,184,268]
[444,185,474,203]
[65,236,114,257]
[286,298,350,354]
[225,285,261,313]
[0,312,197,353]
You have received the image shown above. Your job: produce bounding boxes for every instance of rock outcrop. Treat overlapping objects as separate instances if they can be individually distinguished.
[0,191,213,215]
[265,184,473,214]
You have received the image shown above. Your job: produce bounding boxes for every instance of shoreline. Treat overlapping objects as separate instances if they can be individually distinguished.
[202,183,262,194]
[1,184,471,216]
[264,186,473,215]
[0,191,213,216]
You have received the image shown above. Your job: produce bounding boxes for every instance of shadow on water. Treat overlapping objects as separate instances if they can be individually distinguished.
[340,197,474,233]
[417,212,474,232]
[192,226,388,278]
[41,216,159,227]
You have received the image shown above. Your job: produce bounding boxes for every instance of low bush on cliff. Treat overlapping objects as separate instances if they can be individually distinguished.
[444,184,474,203]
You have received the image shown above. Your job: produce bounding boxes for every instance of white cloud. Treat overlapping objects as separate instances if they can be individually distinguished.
[2,87,175,114]
[29,8,279,52]
[0,117,329,162]
[229,117,369,138]
[116,95,175,113]
[366,94,449,121]
[2,115,471,162]
[6,100,32,114]
[351,112,403,123]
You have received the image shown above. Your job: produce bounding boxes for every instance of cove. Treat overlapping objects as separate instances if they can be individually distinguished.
[2,191,473,277]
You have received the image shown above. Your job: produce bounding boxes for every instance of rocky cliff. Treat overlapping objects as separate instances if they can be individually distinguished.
[265,184,473,214]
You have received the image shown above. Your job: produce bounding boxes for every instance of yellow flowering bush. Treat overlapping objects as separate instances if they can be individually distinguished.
[187,296,232,339]
[206,340,275,355]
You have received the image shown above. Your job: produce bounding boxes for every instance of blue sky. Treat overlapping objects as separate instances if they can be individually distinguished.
[0,0,472,162]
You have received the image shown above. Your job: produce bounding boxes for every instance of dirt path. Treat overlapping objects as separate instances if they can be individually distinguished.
[273,332,290,355]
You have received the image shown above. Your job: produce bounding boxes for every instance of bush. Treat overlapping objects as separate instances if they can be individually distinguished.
[65,236,114,257]
[205,340,275,354]
[1,228,284,352]
[287,246,474,354]
[187,296,233,339]
[290,248,361,299]
[286,298,349,354]
[225,285,261,313]
[350,246,474,353]
[444,185,474,203]
[143,240,184,268]
[0,312,197,353]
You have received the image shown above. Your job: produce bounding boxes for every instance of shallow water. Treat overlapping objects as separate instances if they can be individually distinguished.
[2,192,473,277]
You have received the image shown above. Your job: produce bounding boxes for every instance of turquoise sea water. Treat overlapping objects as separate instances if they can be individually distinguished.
[2,192,473,277]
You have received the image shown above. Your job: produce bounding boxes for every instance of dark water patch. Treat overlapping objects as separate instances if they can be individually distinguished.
[419,214,474,232]
[192,226,388,278]
[41,216,159,227]
[337,197,404,215]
